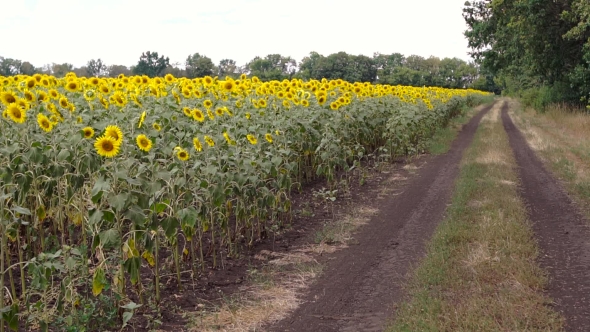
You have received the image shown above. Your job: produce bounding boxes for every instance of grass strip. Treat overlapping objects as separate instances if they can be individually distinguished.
[387,101,563,332]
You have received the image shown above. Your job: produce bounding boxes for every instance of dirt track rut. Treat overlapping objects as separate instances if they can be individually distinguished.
[268,103,495,332]
[502,105,590,332]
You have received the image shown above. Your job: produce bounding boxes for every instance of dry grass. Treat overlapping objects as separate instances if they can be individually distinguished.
[510,100,590,219]
[188,199,380,331]
[388,99,564,331]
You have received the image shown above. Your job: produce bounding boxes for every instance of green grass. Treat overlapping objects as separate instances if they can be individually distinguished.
[387,102,563,332]
[426,101,493,155]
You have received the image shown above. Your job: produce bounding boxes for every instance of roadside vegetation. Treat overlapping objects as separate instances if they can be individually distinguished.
[388,101,564,331]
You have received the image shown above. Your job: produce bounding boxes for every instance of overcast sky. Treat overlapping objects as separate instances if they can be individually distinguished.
[2,0,473,69]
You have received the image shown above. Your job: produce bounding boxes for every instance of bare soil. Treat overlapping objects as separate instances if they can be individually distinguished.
[502,105,590,332]
[266,103,495,332]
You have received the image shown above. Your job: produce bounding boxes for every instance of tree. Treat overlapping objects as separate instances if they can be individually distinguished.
[162,62,186,78]
[218,59,238,78]
[19,61,36,75]
[0,57,22,76]
[87,59,108,77]
[108,65,131,78]
[246,54,297,81]
[132,51,170,77]
[185,53,216,78]
[52,63,74,77]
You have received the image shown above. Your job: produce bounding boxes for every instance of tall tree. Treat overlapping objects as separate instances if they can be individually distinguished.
[132,51,170,77]
[218,59,238,78]
[0,57,22,76]
[52,63,74,77]
[87,58,108,77]
[185,53,216,78]
[108,65,131,77]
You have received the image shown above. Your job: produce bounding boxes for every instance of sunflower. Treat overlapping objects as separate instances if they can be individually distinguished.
[222,80,234,92]
[215,108,224,116]
[193,90,202,98]
[153,122,161,131]
[25,78,36,89]
[265,133,273,143]
[207,109,215,120]
[89,77,100,86]
[59,97,69,108]
[181,88,191,98]
[37,91,48,102]
[164,74,175,83]
[192,109,205,122]
[203,99,213,109]
[203,76,213,86]
[112,92,127,107]
[258,98,267,108]
[37,113,53,132]
[301,99,310,107]
[223,132,234,145]
[6,103,26,123]
[16,98,29,111]
[99,85,110,94]
[182,107,192,117]
[82,127,95,139]
[104,125,123,143]
[94,135,121,158]
[176,148,189,161]
[330,102,339,110]
[84,90,96,101]
[136,134,153,152]
[25,90,37,103]
[48,89,59,100]
[193,137,203,152]
[245,112,251,120]
[65,80,80,92]
[204,135,215,147]
[246,134,257,145]
[0,91,17,105]
[138,111,146,128]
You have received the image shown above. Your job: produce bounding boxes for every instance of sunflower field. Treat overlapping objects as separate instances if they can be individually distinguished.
[0,72,489,330]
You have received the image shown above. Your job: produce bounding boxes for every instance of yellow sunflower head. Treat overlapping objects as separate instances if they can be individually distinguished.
[258,98,267,108]
[0,91,17,105]
[265,133,273,143]
[136,134,153,152]
[204,135,215,147]
[203,99,213,109]
[138,111,146,128]
[215,108,224,116]
[6,103,26,124]
[153,122,161,131]
[192,109,205,122]
[193,137,203,152]
[25,78,36,89]
[82,127,95,139]
[183,107,192,117]
[37,113,53,132]
[246,134,257,145]
[176,148,189,161]
[65,80,80,92]
[59,97,69,108]
[104,125,123,143]
[94,135,121,158]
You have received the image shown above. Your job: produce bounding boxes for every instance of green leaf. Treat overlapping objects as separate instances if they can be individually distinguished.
[1,304,19,331]
[125,206,146,226]
[12,205,31,215]
[120,301,142,310]
[122,311,133,327]
[57,149,70,161]
[99,229,121,249]
[91,176,110,197]
[178,207,198,228]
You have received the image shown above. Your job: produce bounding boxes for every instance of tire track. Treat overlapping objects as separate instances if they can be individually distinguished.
[268,102,496,332]
[502,104,590,331]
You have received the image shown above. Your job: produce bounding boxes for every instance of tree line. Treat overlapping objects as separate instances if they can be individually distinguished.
[0,50,490,90]
[463,0,590,107]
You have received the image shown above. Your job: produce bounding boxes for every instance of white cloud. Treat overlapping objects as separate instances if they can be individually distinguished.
[1,0,473,69]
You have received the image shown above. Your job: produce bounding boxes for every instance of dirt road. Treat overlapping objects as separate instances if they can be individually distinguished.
[502,105,590,332]
[268,103,496,332]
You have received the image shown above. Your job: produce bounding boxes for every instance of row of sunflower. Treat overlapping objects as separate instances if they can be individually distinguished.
[0,72,490,330]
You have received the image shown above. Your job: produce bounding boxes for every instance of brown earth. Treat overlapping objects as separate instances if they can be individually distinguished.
[502,105,590,332]
[266,103,495,332]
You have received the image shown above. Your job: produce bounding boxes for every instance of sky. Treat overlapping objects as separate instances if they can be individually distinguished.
[2,0,473,69]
